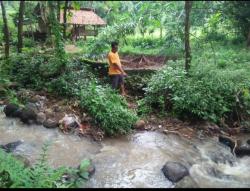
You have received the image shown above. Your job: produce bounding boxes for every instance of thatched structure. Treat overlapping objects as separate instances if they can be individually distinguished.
[60,8,106,40]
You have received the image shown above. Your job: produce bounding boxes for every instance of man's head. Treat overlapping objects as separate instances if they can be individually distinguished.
[111,41,119,53]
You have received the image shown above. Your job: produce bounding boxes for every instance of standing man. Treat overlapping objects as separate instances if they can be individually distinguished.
[107,41,127,96]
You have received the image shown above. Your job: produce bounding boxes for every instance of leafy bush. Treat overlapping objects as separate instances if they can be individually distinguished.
[2,52,66,90]
[79,81,138,136]
[141,53,250,123]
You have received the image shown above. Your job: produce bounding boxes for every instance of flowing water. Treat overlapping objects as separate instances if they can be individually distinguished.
[0,106,250,188]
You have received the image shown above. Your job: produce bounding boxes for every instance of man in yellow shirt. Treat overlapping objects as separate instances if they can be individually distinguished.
[107,41,127,96]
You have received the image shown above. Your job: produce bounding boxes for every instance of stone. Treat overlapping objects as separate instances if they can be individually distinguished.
[247,139,250,145]
[3,104,21,118]
[43,119,59,128]
[19,108,37,124]
[44,108,55,119]
[25,102,39,114]
[235,146,250,157]
[134,120,146,130]
[175,175,199,188]
[162,161,189,183]
[36,112,46,124]
[0,140,23,153]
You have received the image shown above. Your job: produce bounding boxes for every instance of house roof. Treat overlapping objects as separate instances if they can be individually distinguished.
[60,8,106,26]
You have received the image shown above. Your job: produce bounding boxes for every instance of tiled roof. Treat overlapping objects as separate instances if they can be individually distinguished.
[60,9,106,25]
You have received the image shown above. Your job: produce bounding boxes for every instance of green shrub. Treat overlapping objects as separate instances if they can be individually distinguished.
[79,81,138,136]
[141,55,250,123]
[0,142,90,188]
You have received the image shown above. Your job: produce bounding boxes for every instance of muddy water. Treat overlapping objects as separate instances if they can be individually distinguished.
[1,107,250,188]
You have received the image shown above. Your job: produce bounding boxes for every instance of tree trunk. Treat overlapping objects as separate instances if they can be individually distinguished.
[57,1,61,22]
[247,29,250,47]
[17,1,25,53]
[0,1,10,58]
[160,26,163,39]
[63,0,68,39]
[184,1,192,73]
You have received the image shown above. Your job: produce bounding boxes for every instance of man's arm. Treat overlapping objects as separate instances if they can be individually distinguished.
[114,63,127,76]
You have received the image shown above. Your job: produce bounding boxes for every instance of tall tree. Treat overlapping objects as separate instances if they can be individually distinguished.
[17,0,25,53]
[57,1,61,21]
[184,1,192,73]
[63,0,68,39]
[223,1,250,47]
[0,1,10,58]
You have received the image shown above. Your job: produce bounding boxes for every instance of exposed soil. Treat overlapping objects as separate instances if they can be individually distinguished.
[120,54,178,70]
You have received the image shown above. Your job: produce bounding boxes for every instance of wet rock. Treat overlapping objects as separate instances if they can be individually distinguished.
[247,139,250,145]
[218,135,236,151]
[234,146,250,157]
[36,112,46,124]
[134,120,146,130]
[3,104,21,118]
[175,175,199,188]
[19,108,37,124]
[45,108,55,119]
[0,140,23,153]
[43,119,59,128]
[25,102,39,114]
[162,161,189,183]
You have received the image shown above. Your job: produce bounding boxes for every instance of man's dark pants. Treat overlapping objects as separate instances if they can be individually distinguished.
[110,74,124,89]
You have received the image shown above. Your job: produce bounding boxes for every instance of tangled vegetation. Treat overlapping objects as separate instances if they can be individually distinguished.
[0,143,90,188]
[139,43,250,126]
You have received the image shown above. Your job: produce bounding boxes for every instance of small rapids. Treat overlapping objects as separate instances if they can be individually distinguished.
[0,106,250,188]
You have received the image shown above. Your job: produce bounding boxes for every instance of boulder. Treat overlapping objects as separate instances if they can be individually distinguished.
[3,104,21,118]
[175,175,198,188]
[162,162,189,183]
[0,140,23,153]
[44,108,55,119]
[25,102,39,114]
[234,146,250,157]
[134,119,146,130]
[43,119,59,128]
[36,112,46,124]
[19,108,37,124]
[247,139,250,145]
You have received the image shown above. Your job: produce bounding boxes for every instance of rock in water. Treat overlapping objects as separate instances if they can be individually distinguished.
[3,104,21,117]
[19,108,37,124]
[0,140,23,153]
[162,161,189,182]
[43,119,59,128]
[36,112,46,124]
[135,120,146,130]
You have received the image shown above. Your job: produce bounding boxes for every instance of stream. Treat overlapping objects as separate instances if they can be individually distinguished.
[0,106,250,188]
